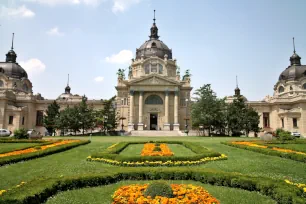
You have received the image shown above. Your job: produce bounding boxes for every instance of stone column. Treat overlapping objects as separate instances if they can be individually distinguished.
[138,91,144,130]
[163,90,170,130]
[128,90,134,131]
[173,90,180,130]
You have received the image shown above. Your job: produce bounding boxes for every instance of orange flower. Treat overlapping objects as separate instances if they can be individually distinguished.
[112,184,219,204]
[0,140,80,158]
[141,143,174,157]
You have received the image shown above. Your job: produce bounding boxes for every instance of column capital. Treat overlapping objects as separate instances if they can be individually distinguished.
[129,90,134,96]
[139,90,144,95]
[174,88,179,96]
[165,89,169,96]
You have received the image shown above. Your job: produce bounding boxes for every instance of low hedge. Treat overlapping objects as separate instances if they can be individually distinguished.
[0,141,56,154]
[0,168,305,204]
[0,140,90,166]
[222,141,306,163]
[89,141,226,166]
[0,139,47,143]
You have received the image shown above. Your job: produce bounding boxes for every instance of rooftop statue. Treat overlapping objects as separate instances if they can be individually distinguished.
[117,68,126,79]
[183,69,191,81]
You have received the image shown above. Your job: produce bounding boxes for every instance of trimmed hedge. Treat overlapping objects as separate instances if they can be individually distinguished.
[0,140,90,166]
[222,141,306,163]
[90,141,222,163]
[0,141,55,154]
[0,168,305,204]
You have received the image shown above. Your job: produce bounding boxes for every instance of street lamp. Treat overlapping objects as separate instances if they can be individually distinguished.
[184,98,190,136]
[104,115,108,134]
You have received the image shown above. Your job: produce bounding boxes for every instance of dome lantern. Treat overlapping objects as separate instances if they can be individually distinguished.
[290,37,301,66]
[6,33,17,63]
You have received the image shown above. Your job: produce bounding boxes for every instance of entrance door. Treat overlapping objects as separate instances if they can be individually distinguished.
[150,113,158,130]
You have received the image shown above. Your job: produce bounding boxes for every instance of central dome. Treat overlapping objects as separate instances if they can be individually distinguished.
[135,11,172,60]
[136,39,172,60]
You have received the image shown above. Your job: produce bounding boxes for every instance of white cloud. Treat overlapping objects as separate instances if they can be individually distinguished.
[0,5,35,19]
[20,58,46,76]
[105,50,133,65]
[23,0,104,7]
[112,0,141,13]
[46,27,65,36]
[94,76,104,83]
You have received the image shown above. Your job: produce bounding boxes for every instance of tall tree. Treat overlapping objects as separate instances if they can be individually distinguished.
[191,84,226,136]
[227,95,260,136]
[78,95,95,135]
[43,100,60,136]
[101,96,119,132]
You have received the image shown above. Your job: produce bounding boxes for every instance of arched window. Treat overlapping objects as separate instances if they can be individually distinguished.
[303,84,306,89]
[158,64,163,74]
[278,86,284,93]
[145,95,163,105]
[23,84,28,92]
[145,64,150,74]
[151,42,157,48]
[0,80,3,87]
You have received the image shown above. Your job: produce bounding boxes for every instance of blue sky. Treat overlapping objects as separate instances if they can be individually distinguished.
[0,0,306,101]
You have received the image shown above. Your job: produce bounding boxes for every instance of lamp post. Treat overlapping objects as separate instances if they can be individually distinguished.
[184,98,189,136]
[103,115,108,135]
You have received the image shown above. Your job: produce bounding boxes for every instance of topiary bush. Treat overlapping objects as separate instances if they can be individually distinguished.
[144,181,174,198]
[13,128,28,139]
[153,146,161,152]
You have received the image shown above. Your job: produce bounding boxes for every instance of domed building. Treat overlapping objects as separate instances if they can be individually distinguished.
[0,34,105,134]
[116,11,192,132]
[247,38,306,135]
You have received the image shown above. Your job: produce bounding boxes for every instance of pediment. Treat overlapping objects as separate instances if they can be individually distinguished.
[128,74,179,86]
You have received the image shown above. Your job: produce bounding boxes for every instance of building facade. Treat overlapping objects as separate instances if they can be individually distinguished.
[247,40,306,136]
[116,16,192,132]
[0,35,105,134]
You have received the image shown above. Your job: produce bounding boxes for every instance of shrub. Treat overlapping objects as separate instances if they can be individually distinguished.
[277,129,295,141]
[13,128,28,139]
[153,146,161,152]
[144,181,174,198]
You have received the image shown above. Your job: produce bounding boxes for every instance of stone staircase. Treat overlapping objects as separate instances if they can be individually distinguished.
[130,130,185,137]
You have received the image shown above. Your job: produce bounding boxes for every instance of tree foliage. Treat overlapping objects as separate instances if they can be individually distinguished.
[191,84,260,136]
[43,100,60,135]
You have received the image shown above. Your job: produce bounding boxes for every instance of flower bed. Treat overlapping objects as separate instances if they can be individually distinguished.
[87,141,227,166]
[141,143,174,156]
[223,141,306,163]
[1,168,305,204]
[0,139,90,166]
[112,184,219,204]
[285,180,306,193]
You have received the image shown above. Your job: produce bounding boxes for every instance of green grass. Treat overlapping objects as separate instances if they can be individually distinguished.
[119,143,196,156]
[45,180,276,204]
[1,136,306,202]
[267,143,306,152]
[0,143,38,154]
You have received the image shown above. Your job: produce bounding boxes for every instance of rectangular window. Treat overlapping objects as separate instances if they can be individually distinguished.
[281,118,284,128]
[8,116,13,125]
[36,111,44,126]
[263,112,270,128]
[22,117,25,125]
[293,118,298,128]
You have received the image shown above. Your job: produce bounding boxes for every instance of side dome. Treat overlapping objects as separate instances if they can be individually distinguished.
[278,38,304,81]
[0,62,28,79]
[0,33,28,79]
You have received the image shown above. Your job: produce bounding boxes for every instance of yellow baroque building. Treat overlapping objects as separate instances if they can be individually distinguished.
[116,16,192,132]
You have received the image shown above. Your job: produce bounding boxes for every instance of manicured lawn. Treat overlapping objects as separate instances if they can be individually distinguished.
[267,143,306,152]
[46,180,276,204]
[119,143,196,156]
[0,143,38,154]
[1,136,306,203]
